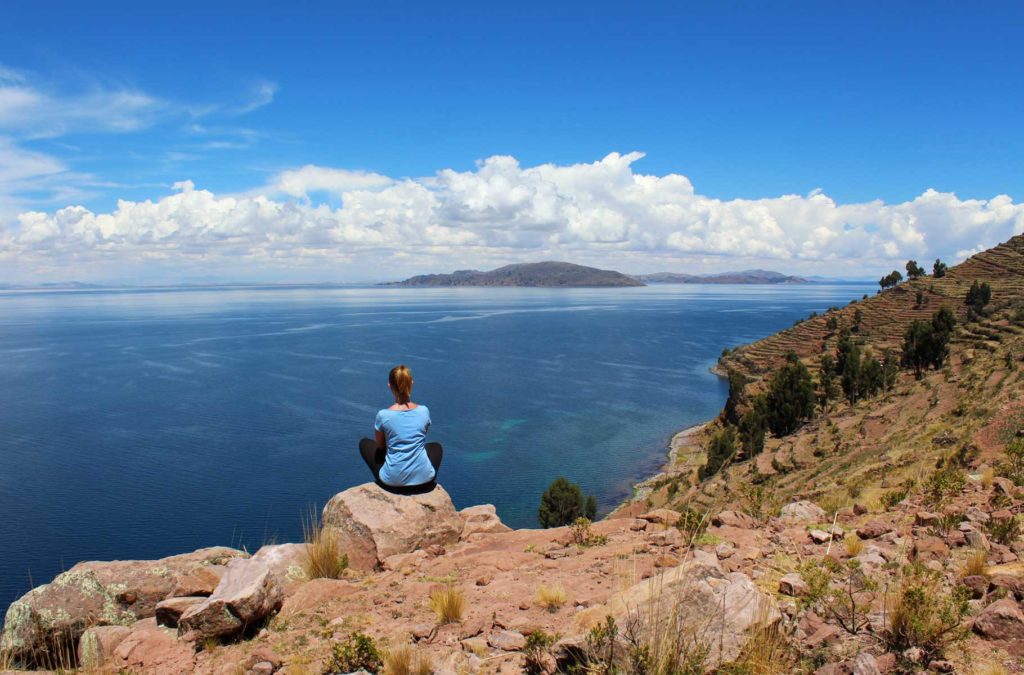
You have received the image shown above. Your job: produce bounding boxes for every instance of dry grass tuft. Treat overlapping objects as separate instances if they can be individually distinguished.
[536,584,569,612]
[980,466,996,489]
[844,535,865,557]
[728,618,798,674]
[974,661,1009,675]
[384,644,432,675]
[429,585,465,624]
[301,507,348,580]
[961,548,988,578]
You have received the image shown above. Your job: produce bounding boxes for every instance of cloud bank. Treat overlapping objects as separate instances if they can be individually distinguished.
[3,152,1023,281]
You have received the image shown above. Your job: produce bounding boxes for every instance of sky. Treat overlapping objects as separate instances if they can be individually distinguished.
[1,1,1023,283]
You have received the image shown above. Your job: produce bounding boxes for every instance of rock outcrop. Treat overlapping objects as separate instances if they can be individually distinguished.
[321,482,465,570]
[779,500,827,524]
[607,550,780,667]
[177,557,284,642]
[0,546,244,666]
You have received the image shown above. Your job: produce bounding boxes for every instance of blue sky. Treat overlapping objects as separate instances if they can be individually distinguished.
[1,1,1023,282]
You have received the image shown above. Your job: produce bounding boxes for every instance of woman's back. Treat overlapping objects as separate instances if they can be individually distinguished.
[374,405,435,486]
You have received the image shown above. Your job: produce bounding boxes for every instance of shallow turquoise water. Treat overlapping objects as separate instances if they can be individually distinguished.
[0,283,873,615]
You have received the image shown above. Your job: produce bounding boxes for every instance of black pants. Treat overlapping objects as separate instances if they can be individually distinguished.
[358,438,443,495]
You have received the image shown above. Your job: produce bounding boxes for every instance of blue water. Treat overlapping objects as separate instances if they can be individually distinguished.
[0,283,873,617]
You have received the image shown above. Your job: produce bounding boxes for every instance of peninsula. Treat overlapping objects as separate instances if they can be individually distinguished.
[635,269,809,284]
[383,261,645,288]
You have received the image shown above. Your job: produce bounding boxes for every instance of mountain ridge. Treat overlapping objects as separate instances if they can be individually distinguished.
[383,261,645,287]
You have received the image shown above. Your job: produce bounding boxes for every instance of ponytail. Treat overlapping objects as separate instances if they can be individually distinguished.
[389,364,413,404]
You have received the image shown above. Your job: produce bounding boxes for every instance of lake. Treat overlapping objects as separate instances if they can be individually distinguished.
[0,282,873,616]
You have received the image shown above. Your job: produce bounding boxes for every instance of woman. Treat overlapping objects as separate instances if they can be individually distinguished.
[359,365,443,494]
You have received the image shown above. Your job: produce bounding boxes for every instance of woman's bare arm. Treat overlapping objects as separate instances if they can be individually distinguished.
[375,428,386,449]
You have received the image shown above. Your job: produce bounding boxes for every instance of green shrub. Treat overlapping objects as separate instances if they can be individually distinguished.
[524,630,559,674]
[675,507,709,540]
[923,462,966,507]
[699,426,737,480]
[763,351,816,436]
[538,477,597,528]
[883,565,969,662]
[902,306,956,378]
[738,408,766,457]
[570,517,607,547]
[823,560,877,634]
[328,632,383,674]
[986,515,1021,546]
[998,438,1024,486]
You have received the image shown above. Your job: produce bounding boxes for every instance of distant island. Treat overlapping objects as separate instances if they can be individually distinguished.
[383,261,645,287]
[634,269,809,284]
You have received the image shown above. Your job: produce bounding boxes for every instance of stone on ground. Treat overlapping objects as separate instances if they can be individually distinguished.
[177,557,284,642]
[460,504,511,538]
[321,482,464,570]
[779,500,826,523]
[607,550,780,667]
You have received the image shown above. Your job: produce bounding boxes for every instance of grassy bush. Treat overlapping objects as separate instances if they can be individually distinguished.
[570,517,607,547]
[844,536,865,557]
[880,484,911,509]
[428,585,465,624]
[383,644,431,675]
[721,620,798,675]
[961,548,988,578]
[301,508,349,580]
[883,565,969,662]
[581,615,709,675]
[675,507,710,542]
[536,584,569,612]
[328,632,383,674]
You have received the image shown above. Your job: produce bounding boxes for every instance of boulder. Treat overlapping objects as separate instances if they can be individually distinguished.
[321,482,464,571]
[113,619,195,674]
[155,596,206,628]
[251,543,309,585]
[177,557,283,642]
[638,508,682,526]
[608,551,780,668]
[488,630,527,651]
[856,521,892,540]
[460,504,511,539]
[779,573,810,597]
[0,546,244,666]
[712,510,756,529]
[78,625,130,669]
[169,565,225,598]
[973,598,1024,641]
[910,537,950,563]
[646,528,681,547]
[780,501,826,524]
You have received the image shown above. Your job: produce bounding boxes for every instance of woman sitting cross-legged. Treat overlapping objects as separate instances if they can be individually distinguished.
[359,364,442,494]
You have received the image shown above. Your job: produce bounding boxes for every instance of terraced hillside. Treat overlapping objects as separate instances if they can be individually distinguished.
[610,234,1024,672]
[718,234,1024,379]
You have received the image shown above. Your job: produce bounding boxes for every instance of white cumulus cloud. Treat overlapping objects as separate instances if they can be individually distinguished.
[2,152,1023,281]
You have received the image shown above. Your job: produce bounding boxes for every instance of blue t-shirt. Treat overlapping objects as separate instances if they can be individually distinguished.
[374,405,435,486]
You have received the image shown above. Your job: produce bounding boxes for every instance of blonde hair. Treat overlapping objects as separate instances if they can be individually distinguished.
[389,364,413,404]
